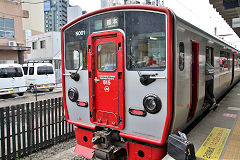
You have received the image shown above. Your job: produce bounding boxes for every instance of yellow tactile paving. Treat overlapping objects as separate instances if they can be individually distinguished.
[196,127,231,160]
[223,114,240,160]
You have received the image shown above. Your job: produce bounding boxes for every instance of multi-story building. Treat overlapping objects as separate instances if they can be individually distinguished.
[0,0,30,64]
[26,31,62,84]
[22,0,44,38]
[44,0,69,32]
[67,5,82,23]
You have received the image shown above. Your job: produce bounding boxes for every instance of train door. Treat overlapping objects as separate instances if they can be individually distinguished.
[187,41,199,121]
[231,54,235,84]
[204,47,214,106]
[87,30,125,130]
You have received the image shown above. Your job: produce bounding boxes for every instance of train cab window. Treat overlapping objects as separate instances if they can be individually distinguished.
[64,19,89,70]
[179,42,185,71]
[97,43,117,72]
[126,11,166,71]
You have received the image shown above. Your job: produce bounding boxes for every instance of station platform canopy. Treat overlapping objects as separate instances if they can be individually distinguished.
[209,0,240,38]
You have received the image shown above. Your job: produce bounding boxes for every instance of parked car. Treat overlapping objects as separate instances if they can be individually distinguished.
[0,64,27,96]
[22,62,56,92]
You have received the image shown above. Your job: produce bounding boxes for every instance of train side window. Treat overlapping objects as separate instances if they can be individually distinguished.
[179,42,185,71]
[236,55,240,69]
[227,52,231,71]
[220,51,230,72]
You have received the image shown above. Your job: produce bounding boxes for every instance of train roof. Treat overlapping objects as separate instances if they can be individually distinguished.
[62,4,239,54]
[174,14,240,53]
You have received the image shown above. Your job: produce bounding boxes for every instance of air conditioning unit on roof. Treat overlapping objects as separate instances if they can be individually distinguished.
[8,41,17,47]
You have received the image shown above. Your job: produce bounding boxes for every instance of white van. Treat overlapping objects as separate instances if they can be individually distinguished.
[22,63,56,92]
[0,64,27,96]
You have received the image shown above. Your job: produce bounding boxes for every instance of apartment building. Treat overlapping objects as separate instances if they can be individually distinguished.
[44,0,69,32]
[26,31,62,83]
[0,0,30,64]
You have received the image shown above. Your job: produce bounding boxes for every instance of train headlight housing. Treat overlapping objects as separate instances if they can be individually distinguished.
[68,87,78,102]
[143,94,161,114]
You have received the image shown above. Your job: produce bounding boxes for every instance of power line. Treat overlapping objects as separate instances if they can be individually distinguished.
[20,1,47,4]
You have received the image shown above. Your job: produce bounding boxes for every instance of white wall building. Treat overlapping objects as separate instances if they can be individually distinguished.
[22,0,44,37]
[67,5,82,23]
[26,32,62,84]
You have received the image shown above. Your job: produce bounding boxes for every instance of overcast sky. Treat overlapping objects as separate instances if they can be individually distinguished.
[69,0,240,49]
[69,0,101,12]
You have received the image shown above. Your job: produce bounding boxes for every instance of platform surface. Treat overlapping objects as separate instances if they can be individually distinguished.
[187,82,240,160]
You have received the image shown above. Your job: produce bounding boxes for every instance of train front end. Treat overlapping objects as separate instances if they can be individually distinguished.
[61,5,173,160]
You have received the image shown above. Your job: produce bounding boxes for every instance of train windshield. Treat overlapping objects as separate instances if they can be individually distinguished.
[64,10,166,71]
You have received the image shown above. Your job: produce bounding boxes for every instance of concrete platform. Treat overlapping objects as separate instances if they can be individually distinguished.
[187,82,240,160]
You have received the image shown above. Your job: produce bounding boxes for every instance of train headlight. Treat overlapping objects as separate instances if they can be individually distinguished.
[68,87,78,102]
[143,94,161,114]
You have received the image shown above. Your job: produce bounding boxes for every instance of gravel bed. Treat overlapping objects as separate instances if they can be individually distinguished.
[24,138,78,160]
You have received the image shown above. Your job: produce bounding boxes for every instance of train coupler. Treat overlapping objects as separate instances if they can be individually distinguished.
[92,128,126,159]
[94,146,115,160]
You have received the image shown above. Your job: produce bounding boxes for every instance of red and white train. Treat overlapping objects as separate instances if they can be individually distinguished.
[61,5,240,159]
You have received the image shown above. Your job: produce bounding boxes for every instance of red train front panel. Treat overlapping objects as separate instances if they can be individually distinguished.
[61,5,173,159]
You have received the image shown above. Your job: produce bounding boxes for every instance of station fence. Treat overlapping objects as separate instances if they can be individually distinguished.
[0,97,75,160]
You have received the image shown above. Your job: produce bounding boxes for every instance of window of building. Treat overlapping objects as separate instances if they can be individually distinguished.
[0,17,14,38]
[40,40,46,49]
[32,42,37,49]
